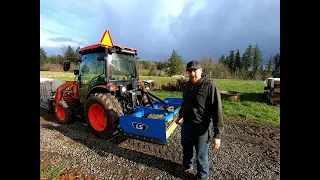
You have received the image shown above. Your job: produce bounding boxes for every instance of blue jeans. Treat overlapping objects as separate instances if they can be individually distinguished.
[181,122,212,179]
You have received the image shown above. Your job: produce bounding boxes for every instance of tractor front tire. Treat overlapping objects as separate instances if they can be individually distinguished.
[85,93,124,139]
[55,100,73,124]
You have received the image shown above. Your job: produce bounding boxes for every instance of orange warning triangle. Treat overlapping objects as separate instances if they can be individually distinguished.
[100,30,113,48]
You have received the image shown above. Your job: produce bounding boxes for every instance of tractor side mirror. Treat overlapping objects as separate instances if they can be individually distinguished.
[63,61,70,71]
[74,70,79,75]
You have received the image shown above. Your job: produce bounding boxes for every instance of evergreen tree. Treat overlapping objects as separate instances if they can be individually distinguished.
[242,44,254,72]
[167,50,185,76]
[273,52,280,77]
[267,55,273,74]
[252,43,263,77]
[219,55,226,65]
[40,47,47,65]
[235,49,242,71]
[225,56,230,68]
[61,45,76,59]
[75,46,81,57]
[228,50,236,73]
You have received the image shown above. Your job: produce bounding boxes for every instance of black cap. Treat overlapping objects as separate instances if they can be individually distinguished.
[186,60,201,71]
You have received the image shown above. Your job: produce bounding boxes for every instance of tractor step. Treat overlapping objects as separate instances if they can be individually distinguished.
[119,98,183,145]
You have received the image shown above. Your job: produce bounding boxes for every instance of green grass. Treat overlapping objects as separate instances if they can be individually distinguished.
[40,71,280,125]
[40,71,75,82]
[39,72,184,84]
[214,79,264,93]
[40,161,66,180]
[139,76,187,86]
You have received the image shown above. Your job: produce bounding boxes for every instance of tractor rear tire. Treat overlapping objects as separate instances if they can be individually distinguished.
[85,93,124,139]
[54,100,73,124]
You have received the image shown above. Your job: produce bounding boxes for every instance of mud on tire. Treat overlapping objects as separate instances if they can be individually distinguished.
[85,93,124,139]
[54,100,73,124]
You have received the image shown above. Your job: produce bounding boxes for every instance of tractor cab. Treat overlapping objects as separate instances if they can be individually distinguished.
[64,43,139,83]
[79,44,138,85]
[77,44,138,82]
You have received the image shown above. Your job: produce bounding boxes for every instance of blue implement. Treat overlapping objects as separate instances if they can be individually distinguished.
[119,98,183,145]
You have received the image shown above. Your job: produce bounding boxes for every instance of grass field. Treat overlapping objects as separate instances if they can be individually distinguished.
[40,71,280,125]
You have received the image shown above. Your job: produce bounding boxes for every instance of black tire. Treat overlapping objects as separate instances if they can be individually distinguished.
[54,100,73,124]
[85,93,124,139]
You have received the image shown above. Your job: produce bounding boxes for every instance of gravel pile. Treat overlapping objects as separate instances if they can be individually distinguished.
[40,111,280,180]
[144,113,165,119]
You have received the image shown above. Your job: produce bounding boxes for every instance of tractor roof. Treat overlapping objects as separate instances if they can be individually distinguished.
[79,44,137,53]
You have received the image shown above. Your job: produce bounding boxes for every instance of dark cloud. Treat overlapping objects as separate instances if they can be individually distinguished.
[85,1,160,59]
[44,0,280,64]
[96,0,279,64]
[168,0,280,63]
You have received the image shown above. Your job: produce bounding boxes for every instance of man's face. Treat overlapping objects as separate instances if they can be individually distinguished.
[187,68,202,83]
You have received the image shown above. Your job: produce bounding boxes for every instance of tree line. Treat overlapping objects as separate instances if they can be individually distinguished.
[40,43,280,80]
[218,43,280,79]
[40,45,80,66]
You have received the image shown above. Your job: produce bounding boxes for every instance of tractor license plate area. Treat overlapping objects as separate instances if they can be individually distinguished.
[119,98,183,144]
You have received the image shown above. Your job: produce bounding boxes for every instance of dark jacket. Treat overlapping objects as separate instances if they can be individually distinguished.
[178,76,224,139]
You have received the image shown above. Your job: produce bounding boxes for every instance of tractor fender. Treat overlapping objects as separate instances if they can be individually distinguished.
[87,85,109,99]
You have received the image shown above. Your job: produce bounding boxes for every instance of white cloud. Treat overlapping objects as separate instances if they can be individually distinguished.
[40,0,106,48]
[40,0,206,50]
[148,0,208,34]
[188,0,208,17]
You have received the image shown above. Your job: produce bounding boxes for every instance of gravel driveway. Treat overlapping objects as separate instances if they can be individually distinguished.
[40,110,280,180]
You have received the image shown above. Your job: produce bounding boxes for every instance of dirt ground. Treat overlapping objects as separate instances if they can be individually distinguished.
[40,109,280,180]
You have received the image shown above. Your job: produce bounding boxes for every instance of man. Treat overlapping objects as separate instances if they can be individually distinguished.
[175,60,224,180]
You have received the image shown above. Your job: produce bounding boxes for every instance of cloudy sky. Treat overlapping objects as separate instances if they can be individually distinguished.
[40,0,280,64]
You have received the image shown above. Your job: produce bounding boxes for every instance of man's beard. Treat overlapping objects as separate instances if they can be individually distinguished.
[189,77,197,83]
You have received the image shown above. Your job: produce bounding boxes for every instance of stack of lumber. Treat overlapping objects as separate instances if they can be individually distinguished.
[264,78,280,105]
[176,78,188,91]
[161,80,177,91]
[161,79,188,91]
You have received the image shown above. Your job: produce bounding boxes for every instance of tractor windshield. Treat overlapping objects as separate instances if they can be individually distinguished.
[108,53,137,80]
[79,52,105,84]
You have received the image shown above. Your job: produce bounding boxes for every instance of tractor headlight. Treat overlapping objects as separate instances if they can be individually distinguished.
[121,86,127,92]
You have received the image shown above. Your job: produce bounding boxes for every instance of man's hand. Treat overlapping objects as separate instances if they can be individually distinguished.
[175,117,183,125]
[211,138,221,150]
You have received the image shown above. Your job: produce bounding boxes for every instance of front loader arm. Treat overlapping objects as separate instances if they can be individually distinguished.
[54,81,79,104]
